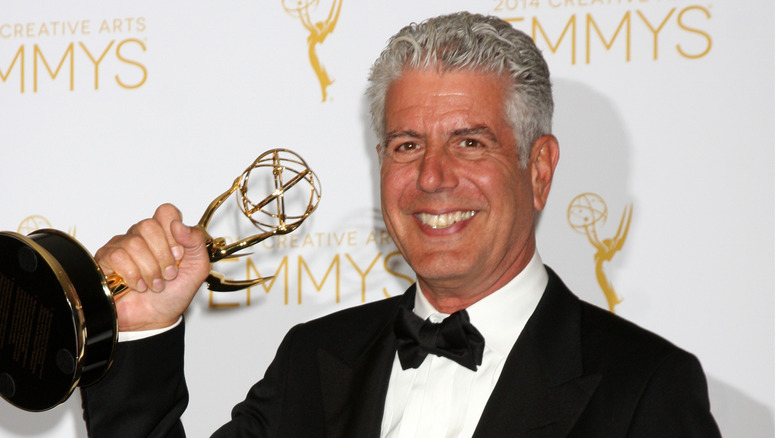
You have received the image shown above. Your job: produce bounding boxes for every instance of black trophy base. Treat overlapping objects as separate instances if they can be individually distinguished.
[0,229,117,411]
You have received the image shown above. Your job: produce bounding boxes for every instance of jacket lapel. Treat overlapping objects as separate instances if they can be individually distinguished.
[473,268,601,437]
[316,287,412,438]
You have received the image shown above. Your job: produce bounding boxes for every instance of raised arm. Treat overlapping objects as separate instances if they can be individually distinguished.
[81,204,211,437]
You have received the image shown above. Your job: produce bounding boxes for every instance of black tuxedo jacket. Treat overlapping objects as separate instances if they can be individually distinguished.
[82,268,721,437]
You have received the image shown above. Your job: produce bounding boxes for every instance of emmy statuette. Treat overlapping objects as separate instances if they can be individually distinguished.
[0,149,321,411]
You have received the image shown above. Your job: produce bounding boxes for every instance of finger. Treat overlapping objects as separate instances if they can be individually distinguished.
[153,203,184,247]
[127,217,177,292]
[124,226,165,291]
[154,203,187,271]
[95,235,152,293]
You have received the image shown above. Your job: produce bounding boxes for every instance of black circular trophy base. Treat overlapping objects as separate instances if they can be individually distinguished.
[0,229,117,411]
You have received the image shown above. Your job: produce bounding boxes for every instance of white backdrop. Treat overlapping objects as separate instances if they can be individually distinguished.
[0,1,773,436]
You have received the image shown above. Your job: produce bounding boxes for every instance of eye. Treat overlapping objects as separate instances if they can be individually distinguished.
[459,138,483,148]
[395,142,418,152]
[385,141,422,163]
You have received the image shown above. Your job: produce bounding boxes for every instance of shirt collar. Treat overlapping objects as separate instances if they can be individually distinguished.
[413,251,548,357]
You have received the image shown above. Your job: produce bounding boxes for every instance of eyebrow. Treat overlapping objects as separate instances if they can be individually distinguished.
[451,126,499,143]
[383,130,423,147]
[385,130,423,140]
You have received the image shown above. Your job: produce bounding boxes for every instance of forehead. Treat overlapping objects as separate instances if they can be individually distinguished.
[384,69,510,130]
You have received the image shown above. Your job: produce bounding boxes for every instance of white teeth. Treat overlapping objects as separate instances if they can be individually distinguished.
[417,211,476,229]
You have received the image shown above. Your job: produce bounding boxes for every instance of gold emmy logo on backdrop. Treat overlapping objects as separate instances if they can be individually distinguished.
[18,216,76,238]
[282,0,343,101]
[567,193,632,313]
[17,216,52,235]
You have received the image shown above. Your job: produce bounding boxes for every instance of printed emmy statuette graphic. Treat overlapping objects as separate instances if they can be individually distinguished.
[282,0,343,101]
[567,193,632,312]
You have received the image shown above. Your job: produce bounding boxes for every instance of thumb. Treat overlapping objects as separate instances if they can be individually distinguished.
[169,221,211,288]
[170,220,208,261]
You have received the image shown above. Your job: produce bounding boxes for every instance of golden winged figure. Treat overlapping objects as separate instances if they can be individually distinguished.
[283,0,343,101]
[567,193,633,313]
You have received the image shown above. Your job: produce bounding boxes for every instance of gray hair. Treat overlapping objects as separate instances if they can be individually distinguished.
[366,12,553,167]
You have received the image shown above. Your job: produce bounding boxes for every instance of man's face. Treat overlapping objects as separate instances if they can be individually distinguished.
[378,69,558,309]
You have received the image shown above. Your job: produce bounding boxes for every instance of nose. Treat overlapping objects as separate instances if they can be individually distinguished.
[417,144,458,192]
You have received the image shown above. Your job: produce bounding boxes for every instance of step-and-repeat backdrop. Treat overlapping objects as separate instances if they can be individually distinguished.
[0,1,773,436]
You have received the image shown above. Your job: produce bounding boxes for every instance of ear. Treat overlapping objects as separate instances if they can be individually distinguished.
[529,135,560,212]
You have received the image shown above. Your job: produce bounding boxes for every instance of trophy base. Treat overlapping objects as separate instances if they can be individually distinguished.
[0,230,117,411]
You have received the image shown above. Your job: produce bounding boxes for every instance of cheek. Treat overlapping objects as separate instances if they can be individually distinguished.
[481,169,531,213]
[380,165,415,205]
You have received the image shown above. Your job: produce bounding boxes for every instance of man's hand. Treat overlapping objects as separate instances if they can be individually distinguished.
[95,203,211,332]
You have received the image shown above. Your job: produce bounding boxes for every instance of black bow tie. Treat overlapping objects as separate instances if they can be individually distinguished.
[394,302,485,371]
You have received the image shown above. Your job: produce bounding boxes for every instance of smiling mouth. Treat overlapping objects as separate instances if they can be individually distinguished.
[416,211,476,229]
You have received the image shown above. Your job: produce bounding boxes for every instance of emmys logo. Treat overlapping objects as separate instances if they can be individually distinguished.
[499,3,713,64]
[567,193,632,312]
[0,17,148,93]
[282,0,343,101]
[17,215,77,237]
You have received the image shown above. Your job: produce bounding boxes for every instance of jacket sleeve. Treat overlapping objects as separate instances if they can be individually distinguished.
[80,321,188,438]
[627,350,722,438]
[80,320,318,438]
[211,324,319,438]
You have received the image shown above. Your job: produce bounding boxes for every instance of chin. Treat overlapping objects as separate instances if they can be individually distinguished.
[410,256,474,283]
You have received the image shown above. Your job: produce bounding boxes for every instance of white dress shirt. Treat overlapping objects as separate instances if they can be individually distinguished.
[380,252,548,438]
[117,315,182,342]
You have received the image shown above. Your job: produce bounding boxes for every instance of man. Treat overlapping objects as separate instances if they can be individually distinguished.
[81,12,721,437]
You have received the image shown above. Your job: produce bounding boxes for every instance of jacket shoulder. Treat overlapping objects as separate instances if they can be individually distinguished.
[573,298,720,436]
[299,294,402,333]
[278,294,403,360]
[578,299,690,368]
